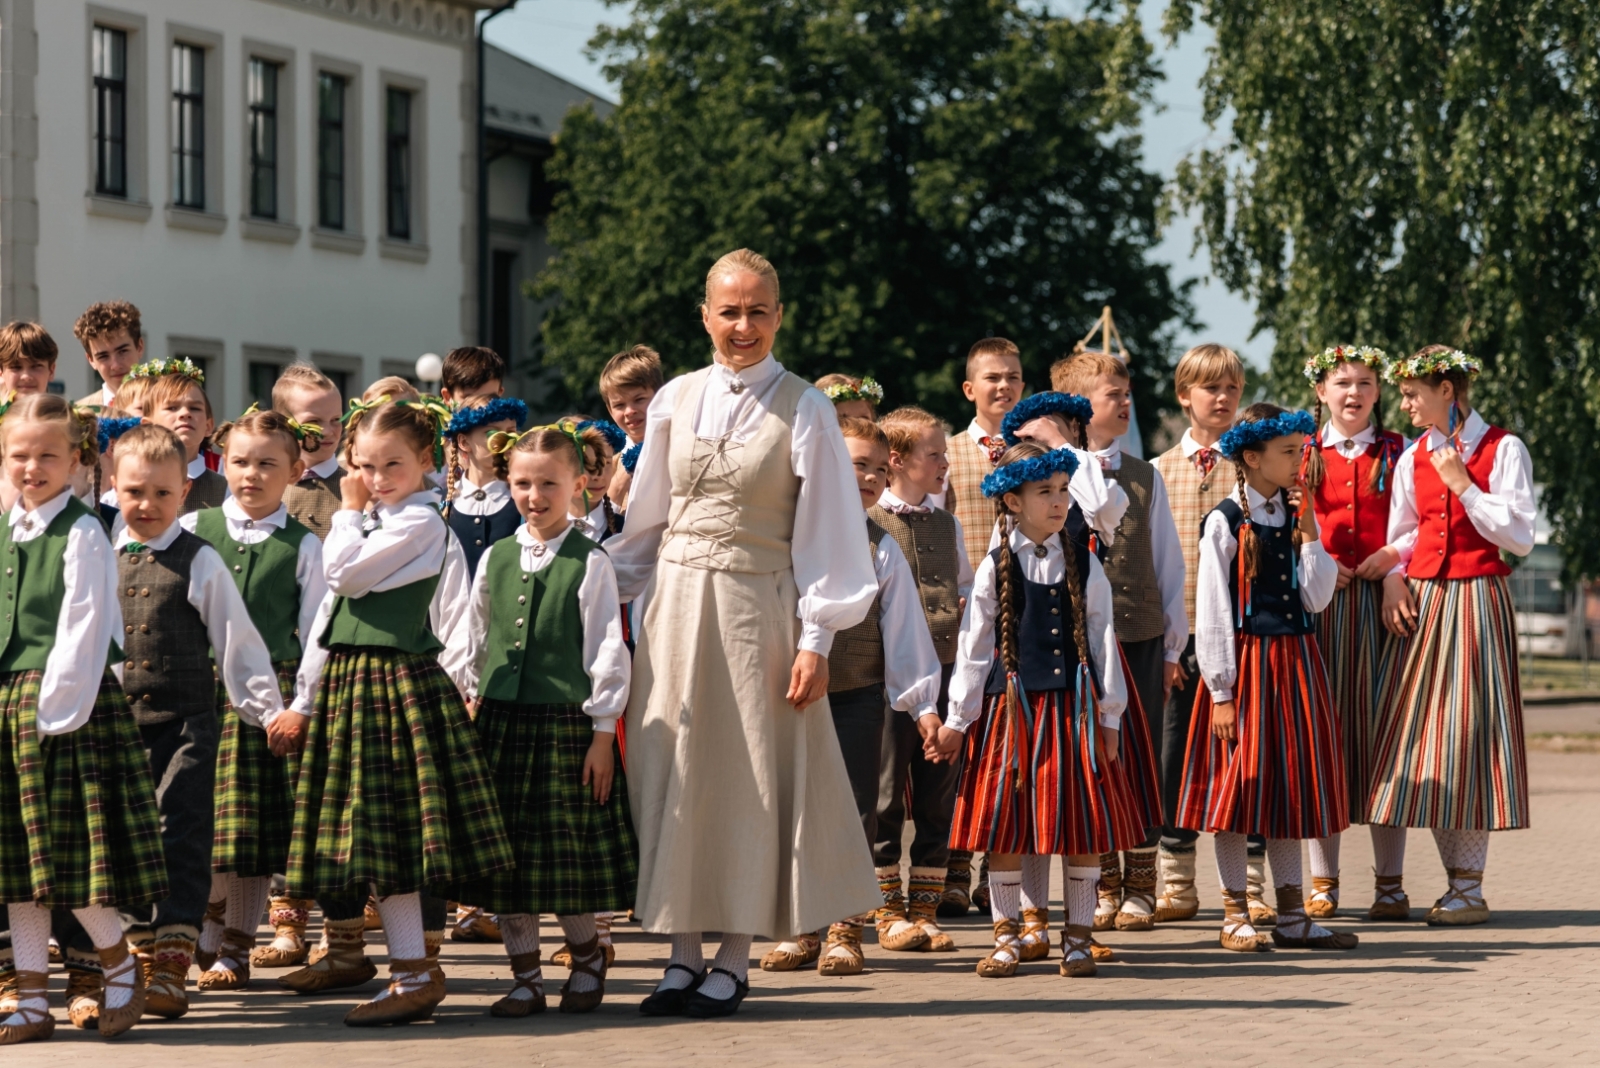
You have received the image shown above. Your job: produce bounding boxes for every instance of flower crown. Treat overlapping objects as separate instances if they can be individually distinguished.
[822,376,884,405]
[1217,409,1317,460]
[1303,345,1389,383]
[442,396,529,438]
[1386,348,1481,383]
[981,446,1080,498]
[577,419,627,454]
[1000,391,1094,446]
[97,415,144,454]
[128,357,205,384]
[620,440,643,474]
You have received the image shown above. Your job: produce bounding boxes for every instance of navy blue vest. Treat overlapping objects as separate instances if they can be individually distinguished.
[448,496,522,578]
[983,528,1096,696]
[1209,494,1314,636]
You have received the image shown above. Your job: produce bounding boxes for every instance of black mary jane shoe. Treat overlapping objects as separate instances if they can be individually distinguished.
[638,964,706,1017]
[682,968,750,1019]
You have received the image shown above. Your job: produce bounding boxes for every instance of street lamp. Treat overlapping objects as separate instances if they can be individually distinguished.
[416,352,443,392]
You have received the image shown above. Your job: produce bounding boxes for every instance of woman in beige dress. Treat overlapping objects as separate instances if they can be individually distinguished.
[607,249,882,1017]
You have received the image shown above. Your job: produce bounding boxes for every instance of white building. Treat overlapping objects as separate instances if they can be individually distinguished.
[1,0,495,413]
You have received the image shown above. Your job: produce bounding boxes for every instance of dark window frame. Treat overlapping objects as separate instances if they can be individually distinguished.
[317,72,347,231]
[385,87,413,241]
[248,59,280,219]
[93,26,128,197]
[171,42,206,210]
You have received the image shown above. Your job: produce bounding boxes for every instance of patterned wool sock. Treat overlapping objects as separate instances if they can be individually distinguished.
[1369,825,1408,878]
[877,864,917,940]
[697,934,753,1000]
[655,932,704,993]
[499,914,543,1002]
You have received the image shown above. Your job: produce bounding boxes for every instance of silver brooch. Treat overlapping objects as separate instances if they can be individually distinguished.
[1265,501,1277,515]
[473,489,487,501]
[729,379,746,395]
[531,542,546,557]
[1033,544,1048,558]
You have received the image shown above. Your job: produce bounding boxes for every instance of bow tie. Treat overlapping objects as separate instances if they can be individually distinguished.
[979,435,1006,464]
[122,542,147,554]
[1195,447,1218,476]
[879,501,931,516]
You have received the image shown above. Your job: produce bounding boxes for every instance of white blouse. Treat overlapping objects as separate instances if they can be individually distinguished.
[112,519,286,728]
[1091,442,1190,663]
[947,525,1126,733]
[864,522,943,717]
[10,493,121,735]
[1385,409,1536,573]
[606,354,878,657]
[571,498,612,543]
[1195,485,1338,702]
[453,523,631,732]
[450,475,512,516]
[181,498,329,713]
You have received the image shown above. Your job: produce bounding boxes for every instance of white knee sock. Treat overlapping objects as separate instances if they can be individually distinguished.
[988,868,1022,923]
[1309,833,1341,880]
[1370,824,1408,877]
[595,911,613,947]
[1432,828,1489,908]
[4,903,51,1023]
[655,932,705,993]
[72,905,135,1009]
[1214,832,1249,892]
[1020,855,1051,912]
[1266,838,1303,888]
[697,934,752,1000]
[498,914,543,1001]
[1065,865,1099,936]
[1451,829,1489,872]
[374,892,428,995]
[200,872,231,955]
[557,914,601,993]
[218,875,272,968]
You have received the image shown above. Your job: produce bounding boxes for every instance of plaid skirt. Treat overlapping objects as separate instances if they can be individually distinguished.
[1318,579,1395,824]
[212,662,299,876]
[1116,644,1164,831]
[456,701,638,915]
[949,685,1146,856]
[1366,575,1529,830]
[285,648,513,898]
[0,670,167,908]
[1176,634,1350,840]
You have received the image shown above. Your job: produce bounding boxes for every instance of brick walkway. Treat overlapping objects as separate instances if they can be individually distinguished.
[12,749,1599,1067]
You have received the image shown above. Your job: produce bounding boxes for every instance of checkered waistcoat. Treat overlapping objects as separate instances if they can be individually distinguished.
[946,430,997,572]
[1152,443,1237,635]
[285,467,345,541]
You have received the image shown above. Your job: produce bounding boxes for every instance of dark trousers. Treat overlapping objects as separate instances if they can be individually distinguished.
[1160,636,1201,849]
[873,662,961,870]
[121,714,220,938]
[829,683,887,848]
[1121,636,1168,849]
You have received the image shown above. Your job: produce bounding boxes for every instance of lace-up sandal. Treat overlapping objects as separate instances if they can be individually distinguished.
[1018,907,1051,962]
[559,935,608,1013]
[1426,868,1490,926]
[817,922,865,976]
[197,927,254,991]
[876,870,930,951]
[344,958,444,1027]
[1306,876,1340,919]
[906,866,956,951]
[1219,889,1270,953]
[490,950,546,1017]
[65,967,103,1030]
[142,933,195,1019]
[363,898,383,931]
[252,898,311,967]
[450,906,502,943]
[0,969,16,1016]
[96,944,147,1039]
[0,972,55,1046]
[196,898,226,972]
[759,933,820,972]
[1059,924,1098,978]
[1367,874,1411,921]
[1089,937,1116,962]
[1270,885,1359,949]
[975,919,1021,978]
[1093,852,1122,931]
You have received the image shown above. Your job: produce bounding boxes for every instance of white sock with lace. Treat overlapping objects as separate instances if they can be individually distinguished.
[557,914,601,993]
[72,905,134,1009]
[214,875,271,971]
[1214,831,1249,893]
[1432,828,1489,908]
[498,914,543,1001]
[985,868,1023,964]
[1309,833,1340,905]
[594,911,613,947]
[374,892,429,996]
[200,872,231,956]
[4,904,51,1023]
[1020,855,1051,912]
[1370,824,1408,878]
[655,932,705,993]
[1065,866,1098,961]
[1268,838,1336,939]
[697,934,752,1000]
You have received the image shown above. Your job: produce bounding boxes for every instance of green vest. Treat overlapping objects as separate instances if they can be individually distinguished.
[321,574,443,654]
[0,496,117,672]
[479,532,594,705]
[192,510,311,662]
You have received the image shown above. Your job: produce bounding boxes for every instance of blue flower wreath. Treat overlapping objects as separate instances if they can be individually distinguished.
[1000,391,1095,446]
[1216,409,1317,461]
[981,445,1080,498]
[96,415,144,454]
[577,419,627,454]
[620,440,643,473]
[442,396,528,438]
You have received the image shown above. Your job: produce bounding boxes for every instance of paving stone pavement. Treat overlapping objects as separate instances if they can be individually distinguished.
[12,749,1600,1068]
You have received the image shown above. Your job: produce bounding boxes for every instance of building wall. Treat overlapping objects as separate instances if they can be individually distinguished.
[24,0,484,414]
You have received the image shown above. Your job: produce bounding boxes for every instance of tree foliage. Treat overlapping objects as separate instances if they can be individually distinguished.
[535,0,1193,437]
[1169,0,1600,573]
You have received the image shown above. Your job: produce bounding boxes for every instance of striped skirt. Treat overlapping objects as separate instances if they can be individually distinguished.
[1176,634,1350,840]
[1318,579,1397,823]
[285,648,514,899]
[212,662,299,877]
[949,686,1145,856]
[0,670,167,909]
[1116,644,1164,832]
[1366,575,1529,830]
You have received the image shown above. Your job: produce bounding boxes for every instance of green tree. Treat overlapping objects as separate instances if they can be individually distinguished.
[1168,0,1600,573]
[534,0,1193,438]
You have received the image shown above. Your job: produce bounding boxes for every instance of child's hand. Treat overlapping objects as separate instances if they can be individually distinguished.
[1429,444,1474,496]
[1335,560,1355,591]
[916,712,942,747]
[266,713,308,757]
[1163,658,1186,698]
[1097,724,1121,763]
[1291,482,1319,539]
[341,472,371,511]
[1382,572,1418,636]
[1211,699,1238,743]
[582,731,617,803]
[927,725,964,763]
[1354,545,1400,582]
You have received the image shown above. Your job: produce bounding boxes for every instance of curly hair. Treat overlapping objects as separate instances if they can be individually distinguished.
[72,300,142,349]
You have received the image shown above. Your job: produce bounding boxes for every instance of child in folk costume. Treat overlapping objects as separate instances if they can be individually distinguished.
[1051,352,1186,936]
[276,363,349,540]
[1303,346,1411,920]
[1176,404,1357,953]
[186,409,329,990]
[566,417,626,545]
[999,391,1130,545]
[929,442,1143,978]
[128,359,230,512]
[443,396,528,577]
[1369,347,1534,926]
[0,396,164,1045]
[815,373,884,422]
[601,345,664,513]
[449,422,637,1015]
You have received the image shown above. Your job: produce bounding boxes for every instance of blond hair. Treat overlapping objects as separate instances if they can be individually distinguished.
[1050,351,1128,396]
[838,415,888,449]
[143,372,214,421]
[213,407,307,465]
[1173,343,1245,399]
[112,374,153,413]
[271,363,339,412]
[362,376,421,405]
[965,337,1021,380]
[113,423,187,476]
[704,248,779,305]
[878,405,949,457]
[600,345,665,399]
[1,393,100,495]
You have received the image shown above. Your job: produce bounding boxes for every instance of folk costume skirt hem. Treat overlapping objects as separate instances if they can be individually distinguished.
[1365,575,1529,831]
[0,670,166,909]
[1175,634,1350,841]
[212,662,299,877]
[1318,579,1394,823]
[285,648,513,899]
[456,700,638,916]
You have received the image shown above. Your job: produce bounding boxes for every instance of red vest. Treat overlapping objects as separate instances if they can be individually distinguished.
[1408,425,1512,580]
[1313,431,1406,569]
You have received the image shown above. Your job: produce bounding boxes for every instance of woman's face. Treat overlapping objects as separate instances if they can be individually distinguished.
[701,271,783,371]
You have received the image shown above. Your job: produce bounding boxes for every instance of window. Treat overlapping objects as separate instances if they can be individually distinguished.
[385,88,412,240]
[171,43,205,209]
[248,361,281,408]
[491,250,518,365]
[93,27,128,196]
[317,73,347,230]
[248,59,279,219]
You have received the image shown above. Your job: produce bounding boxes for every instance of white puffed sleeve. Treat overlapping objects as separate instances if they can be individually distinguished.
[287,532,330,715]
[875,536,941,717]
[34,516,120,736]
[945,554,999,734]
[1459,433,1536,557]
[576,549,630,731]
[604,379,679,603]
[190,546,285,728]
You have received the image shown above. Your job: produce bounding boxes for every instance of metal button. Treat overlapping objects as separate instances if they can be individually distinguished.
[237,546,246,554]
[140,624,149,634]
[234,565,243,573]
[141,660,150,669]
[514,641,521,649]
[1053,649,1061,657]
[1052,628,1060,636]
[515,618,524,628]
[1053,668,1062,675]
[4,568,10,576]
[521,574,529,583]
[1050,607,1059,615]
[476,539,483,546]
[140,588,149,597]
[126,625,134,634]
[931,574,939,581]
[474,517,482,525]
[126,587,136,596]
[1050,588,1058,596]
[517,595,526,605]
[142,694,151,702]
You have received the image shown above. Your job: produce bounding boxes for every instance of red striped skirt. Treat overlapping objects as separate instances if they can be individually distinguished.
[1116,644,1163,832]
[949,686,1145,856]
[1317,579,1396,824]
[1175,634,1350,840]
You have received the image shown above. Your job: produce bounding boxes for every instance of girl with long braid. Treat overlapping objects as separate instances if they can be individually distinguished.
[929,442,1142,979]
[1175,404,1355,953]
[442,397,528,579]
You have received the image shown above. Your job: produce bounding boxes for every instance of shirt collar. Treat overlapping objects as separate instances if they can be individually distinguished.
[1007,524,1063,558]
[1181,428,1223,458]
[967,419,1004,445]
[8,488,75,531]
[1242,483,1290,522]
[117,518,182,551]
[223,496,286,531]
[878,488,933,513]
[375,490,440,517]
[1321,422,1376,450]
[709,353,781,392]
[305,454,341,481]
[517,520,571,553]
[1092,442,1122,470]
[101,384,116,407]
[1424,408,1487,453]
[187,455,208,480]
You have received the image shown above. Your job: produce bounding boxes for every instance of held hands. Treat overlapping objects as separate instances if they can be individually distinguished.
[1430,444,1474,496]
[1210,699,1238,743]
[266,713,308,757]
[924,725,964,764]
[916,712,943,747]
[582,730,616,803]
[1354,545,1401,582]
[786,650,829,711]
[1382,572,1419,637]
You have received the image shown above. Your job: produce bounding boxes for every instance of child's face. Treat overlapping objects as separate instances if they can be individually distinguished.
[571,451,613,517]
[1316,363,1380,430]
[509,450,585,540]
[1180,378,1242,434]
[281,383,344,466]
[962,354,1022,421]
[833,399,875,423]
[606,386,656,443]
[460,420,515,476]
[1242,434,1306,490]
[85,330,144,387]
[114,453,189,540]
[224,429,304,518]
[1011,412,1072,450]
[846,436,890,511]
[0,358,56,396]
[889,424,949,501]
[5,422,80,507]
[350,429,432,505]
[1397,379,1459,430]
[148,384,214,461]
[1085,374,1132,444]
[444,380,503,407]
[1003,471,1071,539]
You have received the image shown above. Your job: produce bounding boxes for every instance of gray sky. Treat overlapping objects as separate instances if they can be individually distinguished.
[483,0,1272,368]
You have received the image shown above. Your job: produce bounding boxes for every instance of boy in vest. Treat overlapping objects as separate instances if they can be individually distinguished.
[760,417,940,976]
[1052,352,1187,930]
[110,424,286,1018]
[870,405,973,954]
[72,300,144,408]
[134,359,229,512]
[940,337,1023,912]
[600,345,664,513]
[275,363,347,539]
[0,321,58,400]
